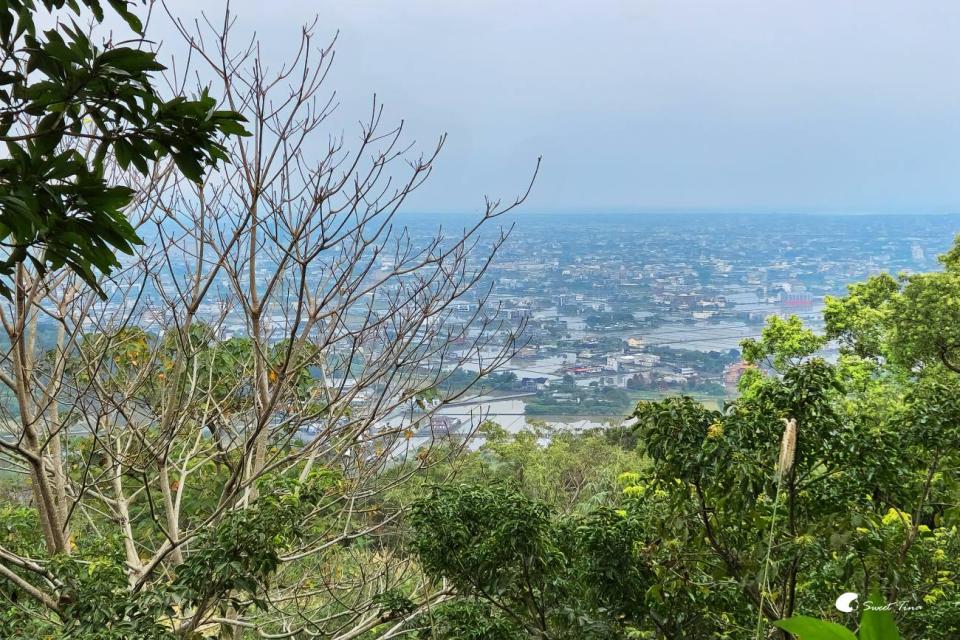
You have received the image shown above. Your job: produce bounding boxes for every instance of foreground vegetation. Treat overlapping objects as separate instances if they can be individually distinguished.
[5,237,960,637]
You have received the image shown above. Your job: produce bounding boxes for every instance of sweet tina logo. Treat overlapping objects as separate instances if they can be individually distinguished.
[835,591,923,613]
[835,592,859,612]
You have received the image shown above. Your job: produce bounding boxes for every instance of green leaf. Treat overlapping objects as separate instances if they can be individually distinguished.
[106,0,144,33]
[859,589,901,640]
[98,46,163,73]
[773,616,858,640]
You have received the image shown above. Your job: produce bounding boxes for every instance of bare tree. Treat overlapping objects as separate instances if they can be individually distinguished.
[0,6,537,637]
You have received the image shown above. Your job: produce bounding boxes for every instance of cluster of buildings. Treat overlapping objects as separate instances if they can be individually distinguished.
[411,213,958,414]
[70,213,960,426]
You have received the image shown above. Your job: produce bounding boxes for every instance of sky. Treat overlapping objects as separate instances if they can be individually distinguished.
[150,0,960,215]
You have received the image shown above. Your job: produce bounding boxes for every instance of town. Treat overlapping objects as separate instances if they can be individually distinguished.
[409,212,960,428]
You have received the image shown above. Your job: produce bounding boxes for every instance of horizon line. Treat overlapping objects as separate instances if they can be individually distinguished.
[397,209,960,217]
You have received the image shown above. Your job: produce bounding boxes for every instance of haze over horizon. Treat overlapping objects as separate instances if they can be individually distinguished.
[154,1,960,216]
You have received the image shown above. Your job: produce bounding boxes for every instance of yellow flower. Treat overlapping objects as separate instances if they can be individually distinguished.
[706,421,724,440]
[881,508,911,528]
[794,534,815,547]
[623,485,646,497]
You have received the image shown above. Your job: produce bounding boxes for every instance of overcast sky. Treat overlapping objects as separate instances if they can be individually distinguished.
[153,1,960,215]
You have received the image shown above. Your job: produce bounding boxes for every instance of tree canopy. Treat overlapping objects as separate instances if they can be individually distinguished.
[0,0,246,296]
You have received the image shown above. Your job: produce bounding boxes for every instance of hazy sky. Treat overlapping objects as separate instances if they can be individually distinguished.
[153,1,960,214]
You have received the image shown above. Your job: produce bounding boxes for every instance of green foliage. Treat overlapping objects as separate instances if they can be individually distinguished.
[626,342,960,635]
[0,503,42,556]
[825,235,960,372]
[775,616,858,640]
[410,484,653,638]
[52,553,174,640]
[0,0,247,296]
[646,346,739,376]
[774,589,901,640]
[469,428,645,510]
[823,273,899,360]
[585,310,638,328]
[69,326,324,422]
[526,379,634,416]
[174,470,337,613]
[860,592,902,640]
[411,484,561,604]
[741,314,826,369]
[0,526,176,639]
[422,600,524,639]
[0,470,340,639]
[631,395,721,482]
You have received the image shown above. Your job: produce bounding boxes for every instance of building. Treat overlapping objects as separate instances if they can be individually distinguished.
[724,361,753,389]
[415,415,463,438]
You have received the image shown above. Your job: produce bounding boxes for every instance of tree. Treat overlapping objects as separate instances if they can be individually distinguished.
[0,0,246,297]
[410,359,960,639]
[0,6,537,638]
[616,312,960,638]
[411,484,653,639]
[824,241,960,372]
